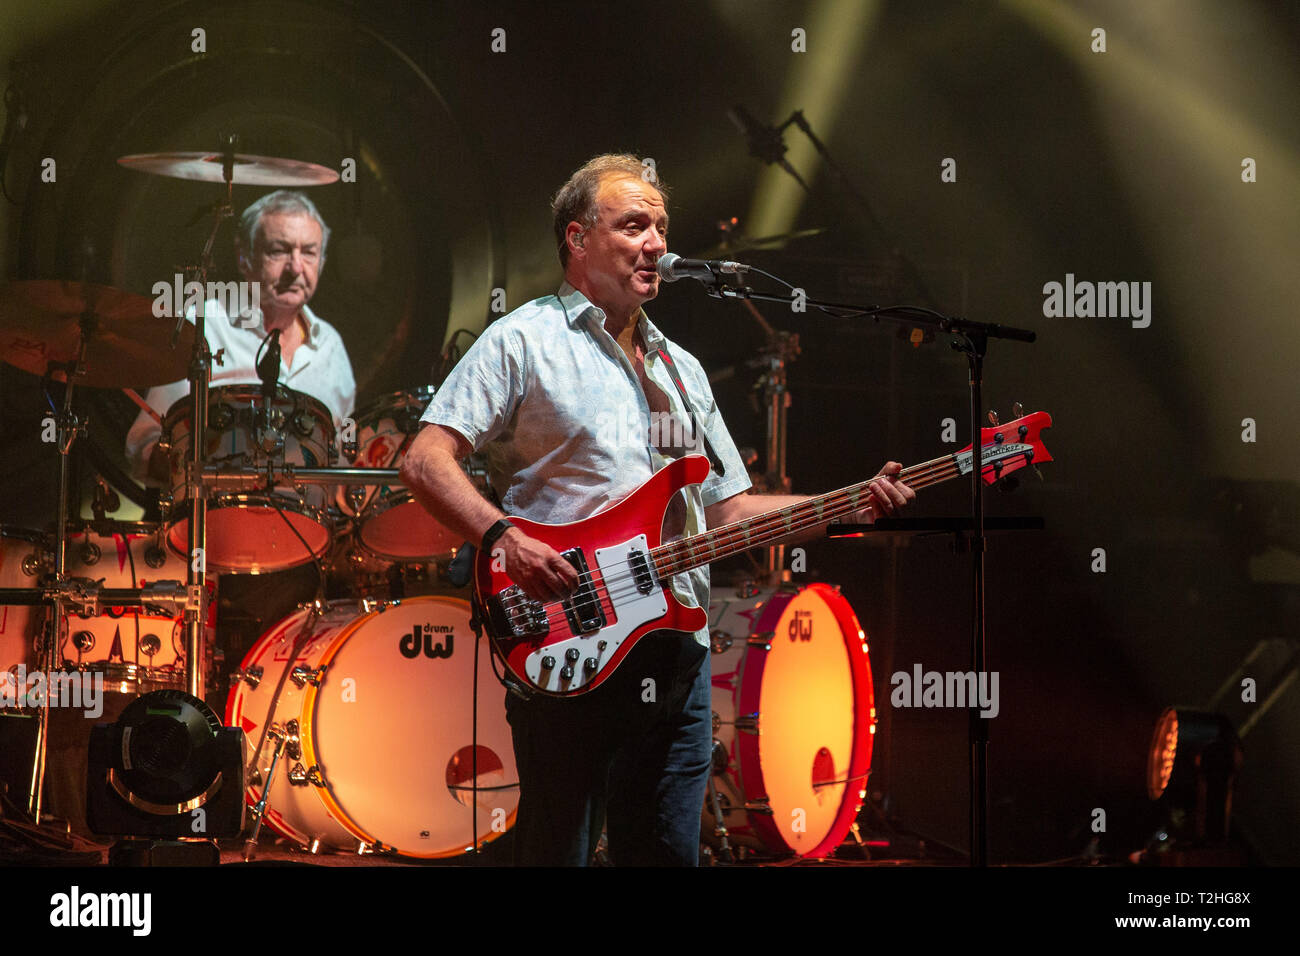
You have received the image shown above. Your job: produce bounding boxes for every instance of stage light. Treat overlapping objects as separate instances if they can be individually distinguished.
[87,689,245,863]
[1144,706,1243,844]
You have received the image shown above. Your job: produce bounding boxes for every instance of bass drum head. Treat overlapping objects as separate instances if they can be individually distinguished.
[228,596,519,857]
[708,582,875,858]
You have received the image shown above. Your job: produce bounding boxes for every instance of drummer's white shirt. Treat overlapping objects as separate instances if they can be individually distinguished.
[124,300,356,483]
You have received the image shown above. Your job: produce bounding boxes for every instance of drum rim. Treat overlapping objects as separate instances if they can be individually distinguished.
[160,382,333,429]
[732,582,875,859]
[351,385,437,425]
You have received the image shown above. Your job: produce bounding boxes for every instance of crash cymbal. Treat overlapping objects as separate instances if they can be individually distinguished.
[0,280,194,387]
[693,226,826,261]
[118,151,339,187]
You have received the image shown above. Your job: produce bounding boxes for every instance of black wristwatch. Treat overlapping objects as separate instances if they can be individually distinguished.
[481,517,515,552]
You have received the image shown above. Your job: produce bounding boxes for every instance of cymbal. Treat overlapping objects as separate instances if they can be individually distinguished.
[117,151,339,187]
[693,226,827,261]
[0,280,195,387]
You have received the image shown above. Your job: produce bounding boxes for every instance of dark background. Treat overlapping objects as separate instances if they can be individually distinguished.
[1,0,1296,863]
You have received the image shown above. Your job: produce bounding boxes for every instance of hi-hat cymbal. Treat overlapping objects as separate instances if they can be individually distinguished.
[0,280,194,387]
[118,151,339,187]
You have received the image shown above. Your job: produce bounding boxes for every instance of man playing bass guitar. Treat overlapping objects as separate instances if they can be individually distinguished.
[400,154,914,866]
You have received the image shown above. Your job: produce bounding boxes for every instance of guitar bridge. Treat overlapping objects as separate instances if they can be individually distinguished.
[489,585,549,639]
[560,548,606,634]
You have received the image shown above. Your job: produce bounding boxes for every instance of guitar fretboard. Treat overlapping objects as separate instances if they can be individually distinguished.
[651,454,962,579]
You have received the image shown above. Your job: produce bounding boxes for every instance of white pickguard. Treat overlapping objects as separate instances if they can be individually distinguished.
[522,534,668,693]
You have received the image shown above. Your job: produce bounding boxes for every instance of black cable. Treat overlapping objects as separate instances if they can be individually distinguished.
[266,498,327,606]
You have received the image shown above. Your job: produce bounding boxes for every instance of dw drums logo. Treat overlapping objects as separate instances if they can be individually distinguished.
[788,610,813,642]
[399,623,455,660]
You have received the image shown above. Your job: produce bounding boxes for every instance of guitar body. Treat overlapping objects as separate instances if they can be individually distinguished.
[474,455,713,697]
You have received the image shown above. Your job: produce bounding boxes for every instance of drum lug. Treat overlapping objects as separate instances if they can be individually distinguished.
[287,762,325,788]
[734,714,760,734]
[21,550,49,577]
[737,580,760,599]
[743,799,774,816]
[239,665,264,689]
[709,630,733,654]
[291,664,327,688]
[710,738,728,772]
[284,718,302,761]
[746,631,774,650]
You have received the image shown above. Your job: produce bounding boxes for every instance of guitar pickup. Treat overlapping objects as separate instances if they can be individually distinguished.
[489,585,549,639]
[628,548,655,595]
[560,548,606,634]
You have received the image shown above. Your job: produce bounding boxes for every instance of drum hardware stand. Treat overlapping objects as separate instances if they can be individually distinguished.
[25,323,90,822]
[681,271,1037,867]
[705,775,735,863]
[242,722,289,861]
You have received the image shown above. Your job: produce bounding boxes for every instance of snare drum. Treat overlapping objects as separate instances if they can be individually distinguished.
[161,384,335,573]
[705,582,876,858]
[226,595,518,857]
[60,522,217,692]
[337,388,490,562]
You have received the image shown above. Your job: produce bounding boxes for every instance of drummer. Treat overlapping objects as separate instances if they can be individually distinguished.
[125,189,356,481]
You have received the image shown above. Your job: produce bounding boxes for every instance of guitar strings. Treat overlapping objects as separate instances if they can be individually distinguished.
[494,454,967,632]
[495,456,964,632]
[495,456,965,627]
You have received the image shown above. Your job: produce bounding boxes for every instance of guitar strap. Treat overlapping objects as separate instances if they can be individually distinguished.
[656,346,725,477]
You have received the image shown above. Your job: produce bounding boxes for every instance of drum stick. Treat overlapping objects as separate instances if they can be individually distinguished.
[121,388,163,424]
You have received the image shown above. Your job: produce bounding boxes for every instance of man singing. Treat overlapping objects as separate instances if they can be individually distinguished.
[400,154,913,865]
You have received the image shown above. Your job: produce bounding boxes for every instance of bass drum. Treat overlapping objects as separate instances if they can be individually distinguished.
[227,596,518,857]
[704,582,876,859]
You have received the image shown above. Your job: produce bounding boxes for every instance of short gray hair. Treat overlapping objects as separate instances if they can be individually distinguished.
[551,154,669,267]
[237,189,331,263]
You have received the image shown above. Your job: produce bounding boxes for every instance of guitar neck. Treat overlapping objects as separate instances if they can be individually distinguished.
[652,454,963,578]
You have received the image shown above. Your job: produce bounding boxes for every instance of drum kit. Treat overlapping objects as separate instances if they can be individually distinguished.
[0,140,516,860]
[0,138,880,864]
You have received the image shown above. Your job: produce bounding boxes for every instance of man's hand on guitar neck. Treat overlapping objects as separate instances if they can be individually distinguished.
[850,461,915,523]
[706,461,916,544]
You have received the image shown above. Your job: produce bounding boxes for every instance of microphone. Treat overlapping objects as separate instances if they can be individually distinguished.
[256,328,282,443]
[656,252,750,284]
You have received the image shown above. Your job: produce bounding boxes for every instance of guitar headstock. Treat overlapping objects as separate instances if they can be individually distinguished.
[957,408,1053,485]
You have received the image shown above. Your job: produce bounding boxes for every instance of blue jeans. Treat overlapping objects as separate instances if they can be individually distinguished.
[504,630,712,866]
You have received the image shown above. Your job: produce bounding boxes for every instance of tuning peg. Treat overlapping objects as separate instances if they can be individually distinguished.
[986,410,1000,426]
[1012,402,1024,418]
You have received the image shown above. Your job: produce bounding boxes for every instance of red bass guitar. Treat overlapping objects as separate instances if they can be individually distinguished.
[475,411,1053,697]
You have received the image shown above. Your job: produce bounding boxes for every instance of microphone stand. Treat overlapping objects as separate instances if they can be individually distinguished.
[690,273,1035,868]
